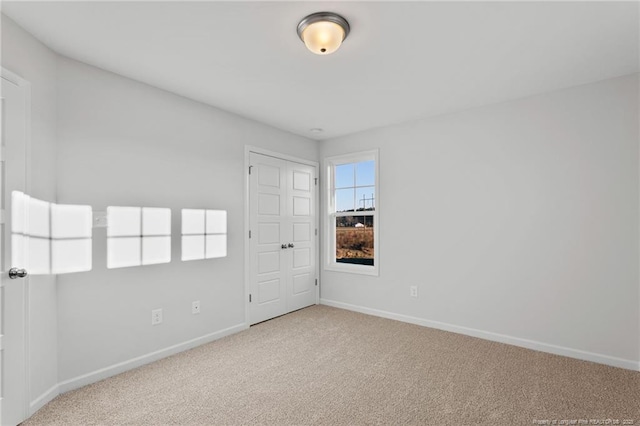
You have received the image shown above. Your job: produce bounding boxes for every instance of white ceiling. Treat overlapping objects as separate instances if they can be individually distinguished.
[3,1,638,140]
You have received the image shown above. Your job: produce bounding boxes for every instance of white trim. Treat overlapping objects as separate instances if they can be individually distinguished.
[29,384,59,415]
[323,149,379,276]
[244,147,251,327]
[58,323,247,393]
[245,146,318,168]
[1,68,30,88]
[320,298,640,372]
[1,67,33,424]
[244,146,320,327]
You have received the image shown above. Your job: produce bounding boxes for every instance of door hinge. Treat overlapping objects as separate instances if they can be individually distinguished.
[314,177,318,186]
[249,294,252,303]
[249,230,252,239]
[249,165,253,175]
[315,278,318,286]
[315,228,318,236]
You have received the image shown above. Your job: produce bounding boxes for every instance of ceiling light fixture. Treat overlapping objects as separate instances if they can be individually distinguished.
[297,12,350,55]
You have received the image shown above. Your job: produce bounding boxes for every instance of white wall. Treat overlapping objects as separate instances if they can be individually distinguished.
[319,74,640,370]
[1,15,60,410]
[55,57,317,387]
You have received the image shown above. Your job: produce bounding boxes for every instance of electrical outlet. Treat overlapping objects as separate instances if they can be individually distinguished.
[151,308,163,325]
[192,300,200,315]
[410,286,418,298]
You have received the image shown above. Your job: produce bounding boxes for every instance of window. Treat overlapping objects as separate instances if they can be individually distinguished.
[325,150,378,275]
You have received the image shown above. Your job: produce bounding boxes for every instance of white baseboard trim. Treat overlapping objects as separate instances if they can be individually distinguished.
[30,384,60,415]
[320,299,640,372]
[58,323,248,393]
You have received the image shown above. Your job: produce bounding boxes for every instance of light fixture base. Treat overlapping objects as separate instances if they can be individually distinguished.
[297,12,351,41]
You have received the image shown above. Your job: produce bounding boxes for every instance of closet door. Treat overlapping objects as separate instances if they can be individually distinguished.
[249,153,288,324]
[249,153,317,325]
[286,161,316,312]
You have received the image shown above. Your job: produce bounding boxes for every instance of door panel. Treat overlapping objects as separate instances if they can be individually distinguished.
[1,72,29,426]
[292,273,311,294]
[285,161,316,312]
[258,251,280,274]
[258,279,281,304]
[292,223,310,242]
[249,153,317,325]
[258,223,279,244]
[293,248,310,268]
[249,154,288,324]
[258,193,280,216]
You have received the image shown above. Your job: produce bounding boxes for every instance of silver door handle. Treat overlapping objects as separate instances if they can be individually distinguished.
[281,244,287,249]
[287,243,295,248]
[8,267,28,279]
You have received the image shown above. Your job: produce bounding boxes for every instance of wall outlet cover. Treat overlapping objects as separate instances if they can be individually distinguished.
[151,308,163,325]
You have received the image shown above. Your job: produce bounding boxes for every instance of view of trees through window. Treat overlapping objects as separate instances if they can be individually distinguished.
[334,160,375,266]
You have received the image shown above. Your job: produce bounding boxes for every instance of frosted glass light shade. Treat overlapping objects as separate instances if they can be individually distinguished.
[301,21,345,55]
[297,12,350,55]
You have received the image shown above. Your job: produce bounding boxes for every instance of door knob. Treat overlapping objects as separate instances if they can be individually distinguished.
[287,243,295,248]
[8,267,28,279]
[281,244,287,249]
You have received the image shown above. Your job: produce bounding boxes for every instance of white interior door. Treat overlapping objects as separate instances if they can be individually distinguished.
[249,152,317,325]
[249,154,288,324]
[286,161,317,312]
[1,71,30,426]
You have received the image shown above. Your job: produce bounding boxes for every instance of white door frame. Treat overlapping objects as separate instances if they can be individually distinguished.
[243,146,319,327]
[1,67,32,425]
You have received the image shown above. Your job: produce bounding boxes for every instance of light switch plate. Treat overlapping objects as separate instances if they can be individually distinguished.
[93,211,108,228]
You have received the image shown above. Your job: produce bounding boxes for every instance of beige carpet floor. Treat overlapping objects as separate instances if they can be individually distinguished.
[24,305,640,425]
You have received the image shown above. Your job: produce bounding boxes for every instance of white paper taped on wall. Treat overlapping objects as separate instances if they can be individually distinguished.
[11,191,92,275]
[106,206,172,269]
[181,209,227,261]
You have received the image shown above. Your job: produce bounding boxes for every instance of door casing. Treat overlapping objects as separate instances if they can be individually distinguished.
[1,67,32,426]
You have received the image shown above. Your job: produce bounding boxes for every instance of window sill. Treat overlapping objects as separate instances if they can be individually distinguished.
[324,262,379,276]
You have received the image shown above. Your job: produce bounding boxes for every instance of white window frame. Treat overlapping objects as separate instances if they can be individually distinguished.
[324,149,379,276]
